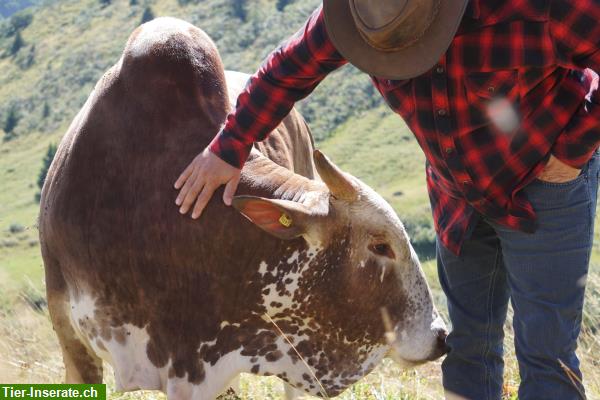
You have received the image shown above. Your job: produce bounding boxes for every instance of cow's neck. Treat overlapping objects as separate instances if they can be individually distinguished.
[242,151,327,206]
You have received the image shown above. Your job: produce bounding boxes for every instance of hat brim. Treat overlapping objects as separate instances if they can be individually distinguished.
[323,0,469,80]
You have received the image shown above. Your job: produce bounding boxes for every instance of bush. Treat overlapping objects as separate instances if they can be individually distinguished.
[3,106,19,139]
[9,223,24,234]
[42,102,50,118]
[141,6,155,24]
[9,12,32,34]
[10,31,24,55]
[231,0,247,22]
[276,0,292,11]
[0,239,18,248]
[403,217,437,260]
[35,143,57,203]
[99,0,111,7]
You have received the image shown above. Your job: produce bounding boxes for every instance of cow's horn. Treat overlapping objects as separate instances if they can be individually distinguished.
[313,149,358,201]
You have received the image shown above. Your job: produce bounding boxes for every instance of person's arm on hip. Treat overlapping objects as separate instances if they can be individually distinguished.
[548,0,600,170]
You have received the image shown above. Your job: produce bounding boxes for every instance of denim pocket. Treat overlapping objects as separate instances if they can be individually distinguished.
[532,152,599,188]
[532,171,586,188]
[526,156,596,210]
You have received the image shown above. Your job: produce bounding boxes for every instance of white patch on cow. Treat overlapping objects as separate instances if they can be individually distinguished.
[69,291,95,325]
[286,250,300,264]
[220,321,240,329]
[169,349,251,400]
[260,244,321,313]
[105,324,164,391]
[69,292,167,392]
[305,242,322,258]
[297,190,329,214]
[258,261,269,276]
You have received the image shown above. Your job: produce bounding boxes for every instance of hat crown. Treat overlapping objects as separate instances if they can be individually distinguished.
[350,0,440,52]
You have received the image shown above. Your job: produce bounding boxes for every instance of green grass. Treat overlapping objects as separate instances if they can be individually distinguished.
[0,132,58,295]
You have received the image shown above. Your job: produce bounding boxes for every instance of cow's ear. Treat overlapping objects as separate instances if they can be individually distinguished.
[232,196,312,240]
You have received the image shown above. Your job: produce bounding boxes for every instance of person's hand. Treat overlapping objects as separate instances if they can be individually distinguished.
[537,155,581,183]
[174,148,241,219]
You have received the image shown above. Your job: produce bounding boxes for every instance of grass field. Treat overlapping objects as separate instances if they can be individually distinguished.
[1,0,600,398]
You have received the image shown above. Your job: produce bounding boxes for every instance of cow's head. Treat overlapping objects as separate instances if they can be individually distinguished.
[232,150,447,395]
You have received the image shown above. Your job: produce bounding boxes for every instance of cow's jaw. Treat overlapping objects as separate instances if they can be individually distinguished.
[339,179,448,366]
[387,245,447,365]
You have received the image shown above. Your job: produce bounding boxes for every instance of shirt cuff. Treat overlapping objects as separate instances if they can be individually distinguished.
[551,131,599,169]
[208,128,253,169]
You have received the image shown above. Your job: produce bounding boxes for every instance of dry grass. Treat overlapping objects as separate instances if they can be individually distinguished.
[1,270,599,399]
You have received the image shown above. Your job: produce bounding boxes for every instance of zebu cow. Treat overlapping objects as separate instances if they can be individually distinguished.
[39,17,447,399]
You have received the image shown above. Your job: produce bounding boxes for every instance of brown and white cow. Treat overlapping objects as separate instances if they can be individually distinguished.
[39,17,447,399]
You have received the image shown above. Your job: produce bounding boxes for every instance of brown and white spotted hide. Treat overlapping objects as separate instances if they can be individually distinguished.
[39,17,447,400]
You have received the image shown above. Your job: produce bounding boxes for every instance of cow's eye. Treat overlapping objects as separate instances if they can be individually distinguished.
[368,242,395,259]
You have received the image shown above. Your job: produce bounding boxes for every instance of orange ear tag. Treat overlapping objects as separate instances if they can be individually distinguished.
[279,213,293,227]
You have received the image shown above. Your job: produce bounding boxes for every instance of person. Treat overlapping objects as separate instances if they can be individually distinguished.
[174,1,600,399]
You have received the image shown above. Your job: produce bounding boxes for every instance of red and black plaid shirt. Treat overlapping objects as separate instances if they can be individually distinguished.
[209,0,600,255]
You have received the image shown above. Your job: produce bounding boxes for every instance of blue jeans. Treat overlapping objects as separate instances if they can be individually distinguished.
[438,152,600,400]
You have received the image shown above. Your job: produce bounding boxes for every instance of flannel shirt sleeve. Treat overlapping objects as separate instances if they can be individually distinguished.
[208,7,347,168]
[549,0,600,168]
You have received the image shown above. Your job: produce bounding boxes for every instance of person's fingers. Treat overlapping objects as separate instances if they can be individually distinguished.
[191,182,218,219]
[223,174,240,206]
[176,167,198,206]
[174,162,195,190]
[179,174,205,215]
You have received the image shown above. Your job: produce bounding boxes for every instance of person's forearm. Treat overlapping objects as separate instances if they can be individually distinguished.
[209,6,347,168]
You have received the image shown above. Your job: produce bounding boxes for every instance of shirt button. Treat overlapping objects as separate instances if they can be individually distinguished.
[462,180,471,185]
[436,66,445,74]
[487,86,495,93]
[445,147,453,154]
[437,109,447,116]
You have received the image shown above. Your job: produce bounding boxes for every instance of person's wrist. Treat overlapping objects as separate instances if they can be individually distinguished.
[207,137,246,169]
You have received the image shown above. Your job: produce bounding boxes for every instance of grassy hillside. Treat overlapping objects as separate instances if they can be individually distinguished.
[0,0,599,399]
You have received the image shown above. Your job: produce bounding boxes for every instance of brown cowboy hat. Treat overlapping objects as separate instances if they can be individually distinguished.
[323,0,469,80]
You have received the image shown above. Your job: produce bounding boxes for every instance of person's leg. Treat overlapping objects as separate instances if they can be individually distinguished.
[438,219,510,400]
[491,152,600,400]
